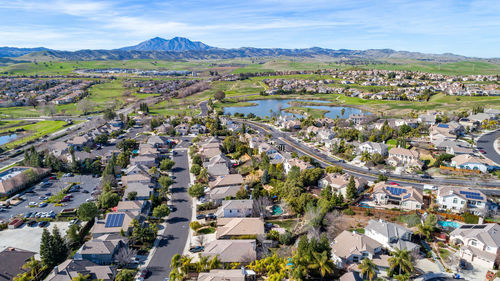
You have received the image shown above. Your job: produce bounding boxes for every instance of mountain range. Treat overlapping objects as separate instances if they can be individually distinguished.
[1,37,496,63]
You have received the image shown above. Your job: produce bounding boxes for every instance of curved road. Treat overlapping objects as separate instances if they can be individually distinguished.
[477,130,500,165]
[234,119,500,190]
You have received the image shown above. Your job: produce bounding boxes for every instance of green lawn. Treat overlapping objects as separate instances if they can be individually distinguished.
[283,106,328,118]
[1,120,68,150]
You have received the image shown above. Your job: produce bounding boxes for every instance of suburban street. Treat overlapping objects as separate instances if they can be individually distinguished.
[234,119,500,190]
[477,130,500,165]
[147,139,192,281]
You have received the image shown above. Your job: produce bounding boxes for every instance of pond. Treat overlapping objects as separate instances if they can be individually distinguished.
[0,134,17,146]
[223,99,369,119]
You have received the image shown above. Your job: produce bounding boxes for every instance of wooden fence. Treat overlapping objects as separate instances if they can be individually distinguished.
[350,206,416,218]
[440,165,481,174]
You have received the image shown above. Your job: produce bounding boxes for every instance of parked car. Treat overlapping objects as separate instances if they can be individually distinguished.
[69,219,80,226]
[39,196,48,200]
[28,220,38,227]
[139,268,149,278]
[38,221,49,227]
[38,202,48,208]
[206,213,217,220]
[45,192,52,196]
[82,190,89,194]
[24,212,33,218]
[196,214,206,220]
[28,202,37,207]
[189,246,204,253]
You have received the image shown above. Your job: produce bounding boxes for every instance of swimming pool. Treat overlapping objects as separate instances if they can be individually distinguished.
[271,205,283,216]
[438,220,461,229]
[359,203,374,209]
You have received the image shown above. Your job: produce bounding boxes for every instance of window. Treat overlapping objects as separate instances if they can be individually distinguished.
[470,240,477,246]
[453,198,457,204]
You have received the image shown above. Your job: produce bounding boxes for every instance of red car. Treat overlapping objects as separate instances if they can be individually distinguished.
[479,149,486,154]
[49,176,56,180]
[390,182,399,186]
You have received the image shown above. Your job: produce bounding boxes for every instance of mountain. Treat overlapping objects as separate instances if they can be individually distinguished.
[10,37,498,63]
[0,47,50,58]
[119,37,214,52]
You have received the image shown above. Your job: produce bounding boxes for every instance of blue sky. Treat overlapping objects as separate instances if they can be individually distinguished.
[0,0,499,57]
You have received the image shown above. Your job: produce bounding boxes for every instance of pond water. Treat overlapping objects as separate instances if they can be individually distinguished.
[223,99,368,118]
[0,134,17,145]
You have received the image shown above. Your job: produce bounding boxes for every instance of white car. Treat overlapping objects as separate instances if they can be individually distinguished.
[28,202,37,207]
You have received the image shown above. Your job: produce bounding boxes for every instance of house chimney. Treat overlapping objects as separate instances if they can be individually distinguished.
[53,266,58,274]
[241,266,246,275]
[478,217,484,224]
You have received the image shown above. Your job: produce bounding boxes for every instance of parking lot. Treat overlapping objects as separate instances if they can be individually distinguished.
[0,221,70,258]
[0,174,100,221]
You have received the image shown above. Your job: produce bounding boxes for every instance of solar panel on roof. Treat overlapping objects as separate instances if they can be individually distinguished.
[105,213,125,228]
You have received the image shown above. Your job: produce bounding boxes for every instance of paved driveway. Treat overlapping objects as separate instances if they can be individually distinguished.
[147,144,192,281]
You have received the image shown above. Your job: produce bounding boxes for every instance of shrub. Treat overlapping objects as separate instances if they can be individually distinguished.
[196,227,216,235]
[464,213,479,224]
[343,208,355,216]
[190,221,202,231]
[279,231,293,245]
[267,230,279,240]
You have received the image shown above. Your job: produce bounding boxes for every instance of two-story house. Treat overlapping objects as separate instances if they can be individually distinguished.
[215,200,254,218]
[331,230,383,267]
[436,186,497,216]
[365,219,420,253]
[358,141,389,156]
[450,224,500,269]
[372,181,424,210]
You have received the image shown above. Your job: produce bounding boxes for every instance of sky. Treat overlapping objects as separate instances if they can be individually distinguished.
[0,0,499,57]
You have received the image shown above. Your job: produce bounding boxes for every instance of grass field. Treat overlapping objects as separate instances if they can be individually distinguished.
[283,106,328,118]
[0,120,67,150]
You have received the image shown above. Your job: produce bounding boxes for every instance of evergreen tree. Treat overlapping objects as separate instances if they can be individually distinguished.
[346,176,357,200]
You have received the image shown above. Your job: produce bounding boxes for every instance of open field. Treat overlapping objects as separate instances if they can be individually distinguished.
[0,120,68,150]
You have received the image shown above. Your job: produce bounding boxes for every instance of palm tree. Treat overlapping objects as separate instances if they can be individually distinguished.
[168,269,185,281]
[170,254,181,270]
[196,254,209,273]
[394,273,411,281]
[13,273,31,281]
[308,251,335,281]
[388,249,414,277]
[71,273,90,281]
[22,257,42,280]
[341,108,345,117]
[358,258,377,281]
[208,255,221,270]
[361,151,372,163]
[180,256,192,275]
[415,223,433,240]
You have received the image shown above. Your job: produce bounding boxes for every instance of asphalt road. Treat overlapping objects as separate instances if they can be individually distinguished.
[476,130,500,165]
[198,101,208,117]
[235,119,500,189]
[147,139,192,281]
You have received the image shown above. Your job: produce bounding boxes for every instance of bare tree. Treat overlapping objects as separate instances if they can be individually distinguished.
[325,210,346,241]
[252,197,272,218]
[77,99,95,115]
[114,245,137,266]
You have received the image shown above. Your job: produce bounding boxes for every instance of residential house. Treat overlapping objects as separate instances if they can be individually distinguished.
[116,200,147,213]
[74,234,128,265]
[67,136,92,150]
[201,240,256,264]
[91,211,139,238]
[372,182,423,210]
[215,200,254,218]
[348,114,371,125]
[50,141,69,158]
[450,224,500,269]
[45,259,115,281]
[130,155,156,169]
[418,113,436,125]
[208,186,242,203]
[358,141,388,156]
[123,182,153,200]
[339,272,363,281]
[124,164,149,176]
[174,123,190,136]
[387,147,423,169]
[437,186,497,216]
[365,219,419,253]
[0,247,35,281]
[146,135,167,148]
[284,158,314,174]
[318,173,367,198]
[190,124,208,135]
[121,173,151,186]
[451,154,497,173]
[216,218,265,239]
[331,230,383,267]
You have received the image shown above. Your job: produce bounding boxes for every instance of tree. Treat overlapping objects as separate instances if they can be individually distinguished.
[127,191,137,200]
[100,192,120,209]
[13,273,31,281]
[159,175,173,190]
[359,258,377,281]
[345,176,357,200]
[188,183,205,198]
[103,108,116,120]
[214,90,225,101]
[388,248,414,277]
[208,255,221,270]
[94,134,108,145]
[116,151,130,168]
[77,99,94,115]
[114,245,137,267]
[360,151,372,163]
[160,159,175,171]
[22,257,42,280]
[40,226,68,268]
[115,269,135,281]
[77,202,99,221]
[308,251,334,281]
[71,273,90,281]
[153,204,171,218]
[192,154,202,166]
[190,164,201,175]
[235,187,248,199]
